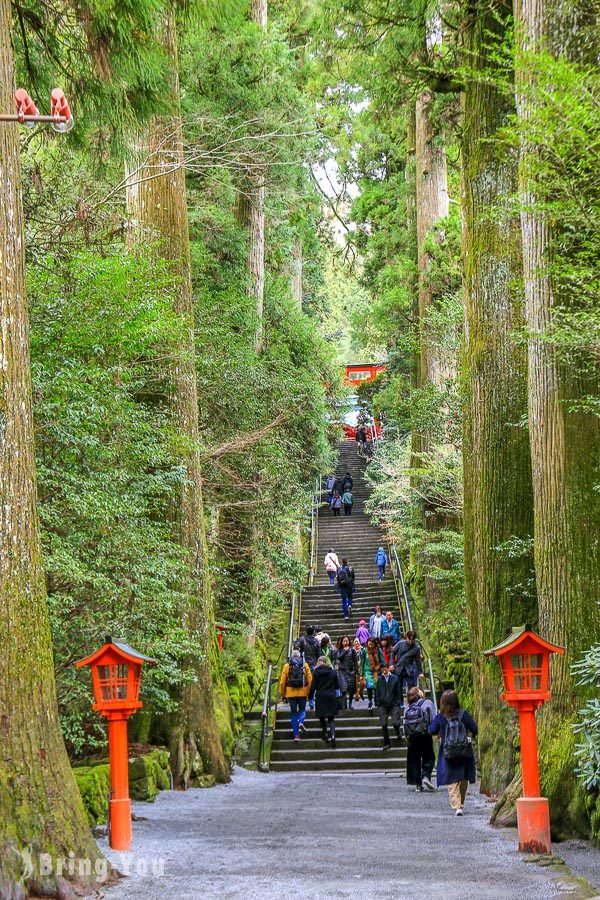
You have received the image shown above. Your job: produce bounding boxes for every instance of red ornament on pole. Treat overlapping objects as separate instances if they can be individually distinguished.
[76,639,156,851]
[14,88,38,127]
[484,625,564,854]
[50,88,74,132]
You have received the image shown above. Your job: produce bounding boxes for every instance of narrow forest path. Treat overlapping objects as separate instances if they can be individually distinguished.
[100,769,600,899]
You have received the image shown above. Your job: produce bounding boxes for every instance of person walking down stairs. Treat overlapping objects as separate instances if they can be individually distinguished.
[334,636,358,709]
[313,656,340,748]
[278,651,313,743]
[375,661,402,750]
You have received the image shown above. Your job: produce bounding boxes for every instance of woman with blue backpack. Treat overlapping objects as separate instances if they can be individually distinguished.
[429,689,478,816]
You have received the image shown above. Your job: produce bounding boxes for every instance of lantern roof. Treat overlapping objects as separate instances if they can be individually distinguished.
[483,624,565,658]
[75,637,157,669]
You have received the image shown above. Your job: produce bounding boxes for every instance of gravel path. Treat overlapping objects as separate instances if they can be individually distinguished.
[98,768,600,899]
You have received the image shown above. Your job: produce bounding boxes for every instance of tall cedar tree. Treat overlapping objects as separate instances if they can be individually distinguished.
[126,8,230,786]
[461,0,536,794]
[0,0,107,894]
[515,0,600,830]
[249,0,267,353]
[413,72,451,609]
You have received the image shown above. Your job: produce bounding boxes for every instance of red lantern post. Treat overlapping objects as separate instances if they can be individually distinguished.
[76,639,156,850]
[484,625,564,854]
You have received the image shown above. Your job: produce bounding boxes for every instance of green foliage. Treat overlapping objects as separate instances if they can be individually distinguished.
[573,630,600,791]
[29,252,191,754]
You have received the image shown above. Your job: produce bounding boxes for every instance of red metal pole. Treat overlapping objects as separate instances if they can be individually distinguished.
[518,704,541,797]
[516,700,551,853]
[107,713,132,850]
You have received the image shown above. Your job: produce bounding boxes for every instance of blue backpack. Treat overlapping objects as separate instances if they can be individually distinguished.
[376,550,386,565]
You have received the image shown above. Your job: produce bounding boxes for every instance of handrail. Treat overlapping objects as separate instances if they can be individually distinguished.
[287,593,297,659]
[391,544,413,631]
[258,663,273,772]
[308,476,320,586]
[389,542,438,711]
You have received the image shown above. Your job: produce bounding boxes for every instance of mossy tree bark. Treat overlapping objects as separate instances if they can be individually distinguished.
[414,87,452,609]
[415,92,449,394]
[460,0,537,795]
[291,233,303,307]
[515,0,600,832]
[249,0,267,354]
[0,0,106,893]
[126,9,230,787]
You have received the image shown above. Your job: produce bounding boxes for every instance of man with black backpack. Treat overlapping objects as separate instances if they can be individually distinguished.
[403,687,436,792]
[336,558,355,619]
[297,625,321,710]
[278,650,312,742]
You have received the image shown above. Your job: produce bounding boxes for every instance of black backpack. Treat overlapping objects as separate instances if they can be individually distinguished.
[403,699,428,735]
[337,567,351,588]
[443,710,469,760]
[303,635,320,664]
[287,658,305,689]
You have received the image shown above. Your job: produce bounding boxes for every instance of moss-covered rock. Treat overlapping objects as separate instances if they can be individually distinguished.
[74,765,111,826]
[73,748,171,823]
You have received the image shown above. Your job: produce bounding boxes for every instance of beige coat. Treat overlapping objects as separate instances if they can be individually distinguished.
[279,661,312,699]
[324,551,340,572]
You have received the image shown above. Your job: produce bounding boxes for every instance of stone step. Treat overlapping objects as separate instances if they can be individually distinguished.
[271,746,406,762]
[269,757,407,772]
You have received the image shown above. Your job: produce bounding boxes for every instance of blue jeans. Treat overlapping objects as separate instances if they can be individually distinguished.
[377,563,386,581]
[328,571,336,585]
[340,589,353,617]
[288,697,307,737]
[307,665,316,706]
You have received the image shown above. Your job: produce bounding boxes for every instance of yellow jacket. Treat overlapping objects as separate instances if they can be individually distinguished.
[279,661,312,699]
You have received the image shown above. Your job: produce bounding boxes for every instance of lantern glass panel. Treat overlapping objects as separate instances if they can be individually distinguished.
[510,653,544,691]
[98,663,129,701]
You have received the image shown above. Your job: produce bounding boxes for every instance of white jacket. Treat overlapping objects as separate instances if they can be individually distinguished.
[324,552,340,572]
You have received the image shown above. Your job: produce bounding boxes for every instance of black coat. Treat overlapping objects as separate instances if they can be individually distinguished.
[335,648,357,694]
[312,665,340,718]
[375,673,401,708]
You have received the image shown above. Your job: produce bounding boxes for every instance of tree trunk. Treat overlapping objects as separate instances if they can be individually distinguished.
[248,178,266,353]
[249,0,267,353]
[460,0,536,795]
[126,10,230,787]
[0,0,107,893]
[415,91,449,392]
[515,0,600,834]
[252,0,267,27]
[291,233,303,306]
[414,90,452,608]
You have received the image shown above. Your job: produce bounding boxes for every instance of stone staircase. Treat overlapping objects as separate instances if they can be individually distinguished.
[270,440,408,773]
